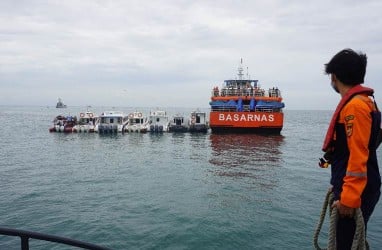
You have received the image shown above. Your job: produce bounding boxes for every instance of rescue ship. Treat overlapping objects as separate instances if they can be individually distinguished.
[209,60,285,134]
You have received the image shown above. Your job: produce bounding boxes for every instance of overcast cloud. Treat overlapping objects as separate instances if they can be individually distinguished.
[1,0,382,109]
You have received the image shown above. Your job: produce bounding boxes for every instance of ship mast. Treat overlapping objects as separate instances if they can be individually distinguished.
[238,58,244,80]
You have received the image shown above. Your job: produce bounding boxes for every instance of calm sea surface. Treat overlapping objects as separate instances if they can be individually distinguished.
[0,106,381,250]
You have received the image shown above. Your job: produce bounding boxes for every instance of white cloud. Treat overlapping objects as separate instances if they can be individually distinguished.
[1,0,382,109]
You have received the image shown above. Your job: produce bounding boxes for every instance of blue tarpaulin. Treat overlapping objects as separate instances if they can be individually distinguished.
[237,98,243,111]
[249,98,256,110]
[210,100,237,108]
[255,100,285,108]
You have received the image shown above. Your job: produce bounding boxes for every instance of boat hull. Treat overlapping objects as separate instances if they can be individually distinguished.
[168,125,189,132]
[126,125,148,133]
[209,111,283,134]
[189,124,208,133]
[149,124,167,133]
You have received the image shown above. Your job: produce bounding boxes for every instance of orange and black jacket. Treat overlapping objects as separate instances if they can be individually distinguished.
[331,94,381,208]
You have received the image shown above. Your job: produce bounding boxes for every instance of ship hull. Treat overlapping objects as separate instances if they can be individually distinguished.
[209,111,283,134]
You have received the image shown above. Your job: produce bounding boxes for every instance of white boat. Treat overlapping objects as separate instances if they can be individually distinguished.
[168,114,189,132]
[73,111,99,133]
[95,111,129,134]
[188,110,209,133]
[126,111,150,133]
[148,110,170,133]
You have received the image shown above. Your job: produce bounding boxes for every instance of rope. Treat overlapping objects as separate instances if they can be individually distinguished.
[313,190,368,250]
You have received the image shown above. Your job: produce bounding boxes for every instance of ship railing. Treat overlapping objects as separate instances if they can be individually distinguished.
[210,106,237,112]
[242,105,251,111]
[211,106,282,113]
[254,91,265,97]
[255,107,276,113]
[212,87,282,99]
[268,88,281,97]
[211,88,271,98]
[0,227,110,250]
[214,88,255,97]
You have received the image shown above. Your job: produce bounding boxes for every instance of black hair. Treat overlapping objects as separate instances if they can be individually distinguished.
[324,48,367,85]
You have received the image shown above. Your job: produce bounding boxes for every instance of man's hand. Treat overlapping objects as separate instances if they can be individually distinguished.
[332,200,355,218]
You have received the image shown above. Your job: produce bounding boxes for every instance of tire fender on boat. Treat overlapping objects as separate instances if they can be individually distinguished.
[191,115,196,124]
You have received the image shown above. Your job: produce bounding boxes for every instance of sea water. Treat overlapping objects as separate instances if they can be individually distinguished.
[0,106,381,250]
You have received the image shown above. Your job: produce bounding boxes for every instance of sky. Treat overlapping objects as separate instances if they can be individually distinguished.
[1,0,382,110]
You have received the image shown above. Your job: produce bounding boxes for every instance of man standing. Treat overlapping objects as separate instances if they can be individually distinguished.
[322,48,381,249]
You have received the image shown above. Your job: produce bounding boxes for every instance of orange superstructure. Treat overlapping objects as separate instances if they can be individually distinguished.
[209,60,285,134]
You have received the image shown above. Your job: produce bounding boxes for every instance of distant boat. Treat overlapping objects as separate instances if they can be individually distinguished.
[56,98,67,108]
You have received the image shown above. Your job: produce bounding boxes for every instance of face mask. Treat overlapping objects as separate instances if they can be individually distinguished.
[331,81,339,93]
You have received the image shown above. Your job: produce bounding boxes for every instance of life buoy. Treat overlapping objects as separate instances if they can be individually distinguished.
[129,113,134,118]
[89,113,93,118]
[138,113,142,118]
[191,115,196,124]
[80,113,85,118]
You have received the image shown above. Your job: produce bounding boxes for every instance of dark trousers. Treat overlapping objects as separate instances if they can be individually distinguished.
[336,191,380,250]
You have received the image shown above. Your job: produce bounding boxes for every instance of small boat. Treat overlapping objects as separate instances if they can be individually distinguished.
[72,111,99,133]
[188,110,209,133]
[49,115,76,133]
[148,110,170,133]
[56,98,67,108]
[168,114,189,132]
[95,111,129,134]
[126,111,150,133]
[209,59,285,134]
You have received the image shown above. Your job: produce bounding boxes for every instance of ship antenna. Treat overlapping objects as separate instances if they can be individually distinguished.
[238,58,244,80]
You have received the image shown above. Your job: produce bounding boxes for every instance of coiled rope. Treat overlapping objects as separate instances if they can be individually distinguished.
[313,190,368,250]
